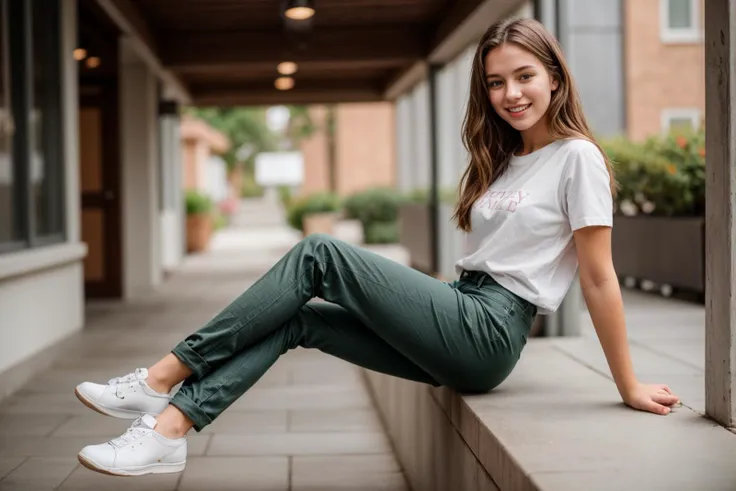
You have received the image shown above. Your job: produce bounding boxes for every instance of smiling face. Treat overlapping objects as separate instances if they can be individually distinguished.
[484,42,559,139]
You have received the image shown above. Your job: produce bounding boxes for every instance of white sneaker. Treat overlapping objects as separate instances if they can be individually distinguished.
[75,368,172,419]
[78,414,187,476]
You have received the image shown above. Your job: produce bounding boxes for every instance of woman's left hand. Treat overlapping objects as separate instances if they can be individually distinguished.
[622,382,681,415]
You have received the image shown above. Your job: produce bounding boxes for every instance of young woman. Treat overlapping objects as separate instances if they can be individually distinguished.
[73,18,680,476]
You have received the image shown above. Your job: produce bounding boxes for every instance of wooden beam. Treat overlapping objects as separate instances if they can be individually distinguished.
[429,0,525,64]
[160,27,429,68]
[192,88,383,107]
[190,79,383,106]
[95,0,191,103]
[95,0,158,55]
[704,0,736,428]
[383,61,428,100]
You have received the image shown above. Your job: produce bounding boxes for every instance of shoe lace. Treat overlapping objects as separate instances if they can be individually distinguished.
[108,368,145,399]
[110,418,150,448]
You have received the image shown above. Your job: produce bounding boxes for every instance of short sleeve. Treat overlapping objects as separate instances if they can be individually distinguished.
[562,142,613,231]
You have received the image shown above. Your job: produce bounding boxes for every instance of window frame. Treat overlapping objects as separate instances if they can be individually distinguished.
[661,107,702,134]
[0,0,65,254]
[660,0,701,44]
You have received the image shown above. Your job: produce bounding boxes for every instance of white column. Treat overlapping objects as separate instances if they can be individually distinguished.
[454,45,475,182]
[437,65,455,193]
[537,0,558,36]
[411,81,431,192]
[61,0,80,244]
[395,95,414,192]
[704,0,736,427]
[120,40,162,298]
[159,102,184,272]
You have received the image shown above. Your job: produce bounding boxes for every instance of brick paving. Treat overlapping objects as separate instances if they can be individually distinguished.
[0,199,408,491]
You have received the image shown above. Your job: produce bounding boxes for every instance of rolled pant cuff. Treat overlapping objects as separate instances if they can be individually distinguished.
[170,391,212,433]
[171,342,212,379]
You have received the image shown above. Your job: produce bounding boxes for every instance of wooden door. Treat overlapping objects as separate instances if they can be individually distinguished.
[79,82,122,298]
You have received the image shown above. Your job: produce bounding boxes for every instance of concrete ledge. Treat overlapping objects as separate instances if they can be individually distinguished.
[363,339,736,491]
[0,241,87,281]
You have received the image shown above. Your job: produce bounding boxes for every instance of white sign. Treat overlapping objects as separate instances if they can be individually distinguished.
[255,152,304,186]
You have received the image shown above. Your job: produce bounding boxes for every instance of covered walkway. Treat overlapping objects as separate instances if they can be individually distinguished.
[0,199,407,491]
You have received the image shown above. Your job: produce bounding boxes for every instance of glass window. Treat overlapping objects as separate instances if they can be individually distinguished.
[661,0,699,43]
[0,0,15,248]
[668,0,692,29]
[662,108,701,134]
[31,0,63,239]
[0,0,65,253]
[668,117,695,132]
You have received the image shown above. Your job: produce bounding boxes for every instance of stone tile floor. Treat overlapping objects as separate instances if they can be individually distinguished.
[0,218,409,490]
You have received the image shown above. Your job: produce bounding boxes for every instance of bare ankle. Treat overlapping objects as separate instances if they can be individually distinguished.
[154,406,193,439]
[145,373,173,394]
[147,354,192,394]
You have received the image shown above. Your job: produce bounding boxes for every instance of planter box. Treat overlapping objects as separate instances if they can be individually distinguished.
[186,213,213,253]
[303,212,338,236]
[612,215,704,293]
[398,203,432,273]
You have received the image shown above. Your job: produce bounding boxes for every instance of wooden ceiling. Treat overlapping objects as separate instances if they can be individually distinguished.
[117,0,491,106]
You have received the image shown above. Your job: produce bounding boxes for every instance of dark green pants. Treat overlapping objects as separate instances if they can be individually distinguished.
[170,234,536,431]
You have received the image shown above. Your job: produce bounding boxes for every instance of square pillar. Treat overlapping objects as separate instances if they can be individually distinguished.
[704,0,736,427]
[120,40,162,298]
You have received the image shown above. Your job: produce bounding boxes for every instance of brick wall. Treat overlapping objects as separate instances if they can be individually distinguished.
[624,0,705,140]
[299,102,395,197]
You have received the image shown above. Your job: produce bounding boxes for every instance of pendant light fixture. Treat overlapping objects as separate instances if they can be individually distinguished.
[275,76,295,91]
[277,61,298,76]
[284,0,315,20]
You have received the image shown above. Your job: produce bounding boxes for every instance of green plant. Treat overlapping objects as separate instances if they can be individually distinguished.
[342,187,408,244]
[404,186,459,205]
[185,190,213,215]
[286,192,342,231]
[642,129,705,216]
[277,186,293,208]
[343,187,407,225]
[213,212,227,230]
[600,127,705,217]
[364,221,399,244]
[241,172,265,198]
[405,188,428,204]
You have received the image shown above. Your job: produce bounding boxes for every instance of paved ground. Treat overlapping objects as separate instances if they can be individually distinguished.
[0,195,721,490]
[0,199,409,491]
[561,285,711,419]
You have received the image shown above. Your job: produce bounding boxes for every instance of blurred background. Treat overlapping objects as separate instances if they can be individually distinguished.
[0,0,718,489]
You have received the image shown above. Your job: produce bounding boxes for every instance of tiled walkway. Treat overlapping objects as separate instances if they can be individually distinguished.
[0,201,409,490]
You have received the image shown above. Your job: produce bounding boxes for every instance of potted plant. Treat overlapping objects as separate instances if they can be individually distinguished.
[286,192,342,236]
[602,129,706,295]
[185,190,214,253]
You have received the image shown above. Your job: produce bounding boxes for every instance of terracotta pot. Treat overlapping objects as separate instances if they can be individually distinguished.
[303,212,337,236]
[186,213,213,253]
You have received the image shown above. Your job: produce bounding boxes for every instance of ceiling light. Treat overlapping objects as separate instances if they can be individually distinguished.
[86,56,101,69]
[275,77,295,90]
[277,61,298,76]
[284,0,315,20]
[74,48,87,61]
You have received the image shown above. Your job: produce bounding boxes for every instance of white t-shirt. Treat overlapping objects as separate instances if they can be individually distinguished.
[454,138,613,314]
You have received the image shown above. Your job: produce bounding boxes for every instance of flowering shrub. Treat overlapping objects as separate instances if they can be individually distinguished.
[600,127,705,217]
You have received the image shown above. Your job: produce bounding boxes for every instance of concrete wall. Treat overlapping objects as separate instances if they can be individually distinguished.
[624,0,705,140]
[336,103,396,195]
[299,106,330,195]
[120,41,162,298]
[557,0,626,138]
[160,110,185,272]
[0,0,85,396]
[299,102,395,197]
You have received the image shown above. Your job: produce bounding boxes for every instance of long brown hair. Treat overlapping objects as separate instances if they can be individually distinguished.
[452,17,616,232]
